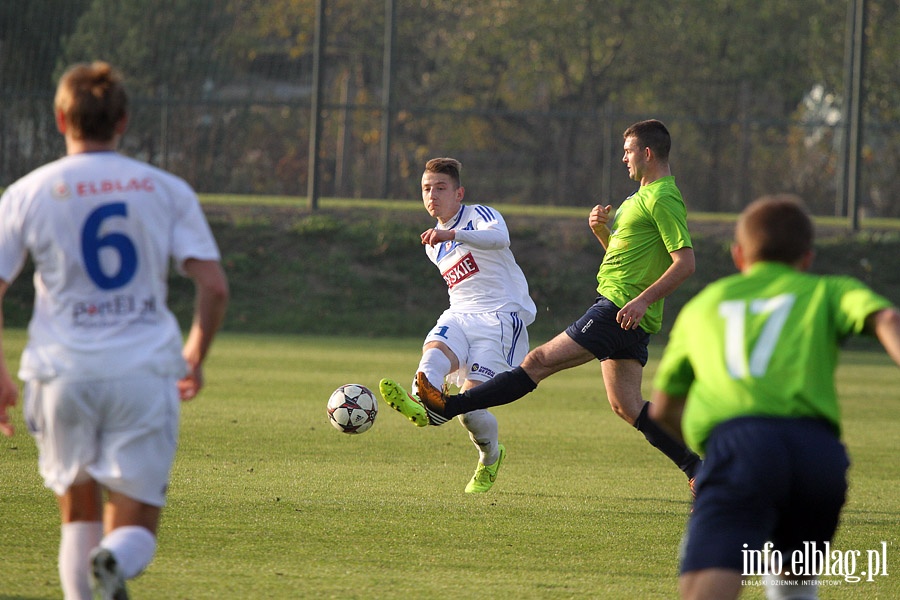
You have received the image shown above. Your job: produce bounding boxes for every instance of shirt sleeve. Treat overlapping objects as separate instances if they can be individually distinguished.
[834,277,895,336]
[0,189,29,284]
[453,206,511,250]
[167,179,221,273]
[651,194,692,253]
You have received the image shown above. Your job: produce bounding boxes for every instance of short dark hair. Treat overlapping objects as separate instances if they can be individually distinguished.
[424,157,462,187]
[623,119,671,161]
[54,61,128,142]
[736,195,814,264]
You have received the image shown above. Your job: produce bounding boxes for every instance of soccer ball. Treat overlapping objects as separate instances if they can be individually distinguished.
[327,384,378,434]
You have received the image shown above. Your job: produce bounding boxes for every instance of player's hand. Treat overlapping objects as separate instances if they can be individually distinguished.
[421,228,454,246]
[589,204,613,232]
[616,297,650,330]
[178,364,204,401]
[0,369,18,437]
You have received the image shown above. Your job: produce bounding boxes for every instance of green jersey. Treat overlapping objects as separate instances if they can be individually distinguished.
[654,261,893,454]
[597,176,691,334]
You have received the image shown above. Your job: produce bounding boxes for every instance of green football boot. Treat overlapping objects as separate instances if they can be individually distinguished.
[465,444,506,493]
[379,378,429,427]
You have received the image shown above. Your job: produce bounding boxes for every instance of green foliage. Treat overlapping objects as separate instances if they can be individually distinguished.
[5,1,900,213]
[2,332,899,598]
[59,0,238,97]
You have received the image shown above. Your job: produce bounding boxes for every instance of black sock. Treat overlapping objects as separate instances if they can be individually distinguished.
[445,366,537,418]
[634,401,702,480]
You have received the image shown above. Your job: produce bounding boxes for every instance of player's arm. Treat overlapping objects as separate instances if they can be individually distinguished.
[617,247,695,330]
[0,279,17,436]
[452,225,508,250]
[649,390,687,444]
[178,259,229,401]
[422,212,509,250]
[421,227,453,246]
[643,246,696,302]
[421,226,508,248]
[866,307,900,368]
[589,204,613,249]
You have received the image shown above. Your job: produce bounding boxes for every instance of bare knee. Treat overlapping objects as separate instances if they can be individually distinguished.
[521,347,551,376]
[601,359,646,425]
[608,399,638,425]
[105,491,162,534]
[521,337,592,382]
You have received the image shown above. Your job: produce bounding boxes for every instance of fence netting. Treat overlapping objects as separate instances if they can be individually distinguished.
[1,0,898,219]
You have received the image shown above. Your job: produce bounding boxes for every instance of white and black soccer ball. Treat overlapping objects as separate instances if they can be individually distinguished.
[327,384,378,434]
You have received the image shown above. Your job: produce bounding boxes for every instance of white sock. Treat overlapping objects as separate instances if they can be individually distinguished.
[459,408,499,464]
[59,521,103,600]
[101,525,157,580]
[413,348,452,394]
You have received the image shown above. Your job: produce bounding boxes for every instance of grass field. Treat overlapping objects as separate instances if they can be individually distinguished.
[2,331,900,599]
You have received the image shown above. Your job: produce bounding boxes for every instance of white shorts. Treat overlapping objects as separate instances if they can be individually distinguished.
[24,375,180,507]
[424,311,530,385]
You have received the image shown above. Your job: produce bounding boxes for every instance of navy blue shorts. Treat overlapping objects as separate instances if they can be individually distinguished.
[681,417,849,574]
[564,296,650,366]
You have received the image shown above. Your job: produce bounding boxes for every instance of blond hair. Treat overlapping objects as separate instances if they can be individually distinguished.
[54,61,128,141]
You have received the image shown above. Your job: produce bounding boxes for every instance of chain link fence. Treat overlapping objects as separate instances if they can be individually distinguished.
[1,1,897,220]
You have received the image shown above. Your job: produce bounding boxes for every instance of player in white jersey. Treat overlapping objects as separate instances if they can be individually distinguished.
[0,62,228,600]
[380,157,536,493]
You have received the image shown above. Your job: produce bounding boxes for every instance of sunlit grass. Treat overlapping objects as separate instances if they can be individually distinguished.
[2,331,899,599]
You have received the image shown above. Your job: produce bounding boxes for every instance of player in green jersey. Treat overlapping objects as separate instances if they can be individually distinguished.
[386,119,702,492]
[651,195,900,599]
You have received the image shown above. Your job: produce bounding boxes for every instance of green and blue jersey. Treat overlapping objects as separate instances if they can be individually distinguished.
[654,261,893,454]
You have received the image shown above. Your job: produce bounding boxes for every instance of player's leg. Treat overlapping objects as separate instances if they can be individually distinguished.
[599,358,645,424]
[456,312,525,492]
[603,358,702,481]
[413,342,457,399]
[380,340,457,427]
[25,379,107,599]
[86,494,159,600]
[58,481,104,600]
[761,419,848,600]
[458,407,505,493]
[94,493,161,578]
[418,331,593,419]
[458,406,500,465]
[521,331,597,381]
[679,569,743,600]
[412,341,459,425]
[761,573,820,599]
[380,315,464,426]
[87,375,179,598]
[679,418,791,599]
[418,296,633,418]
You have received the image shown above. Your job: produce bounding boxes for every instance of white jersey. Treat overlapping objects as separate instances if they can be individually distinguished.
[0,151,220,381]
[425,204,536,324]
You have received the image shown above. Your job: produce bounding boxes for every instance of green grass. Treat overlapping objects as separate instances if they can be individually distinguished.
[2,331,900,599]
